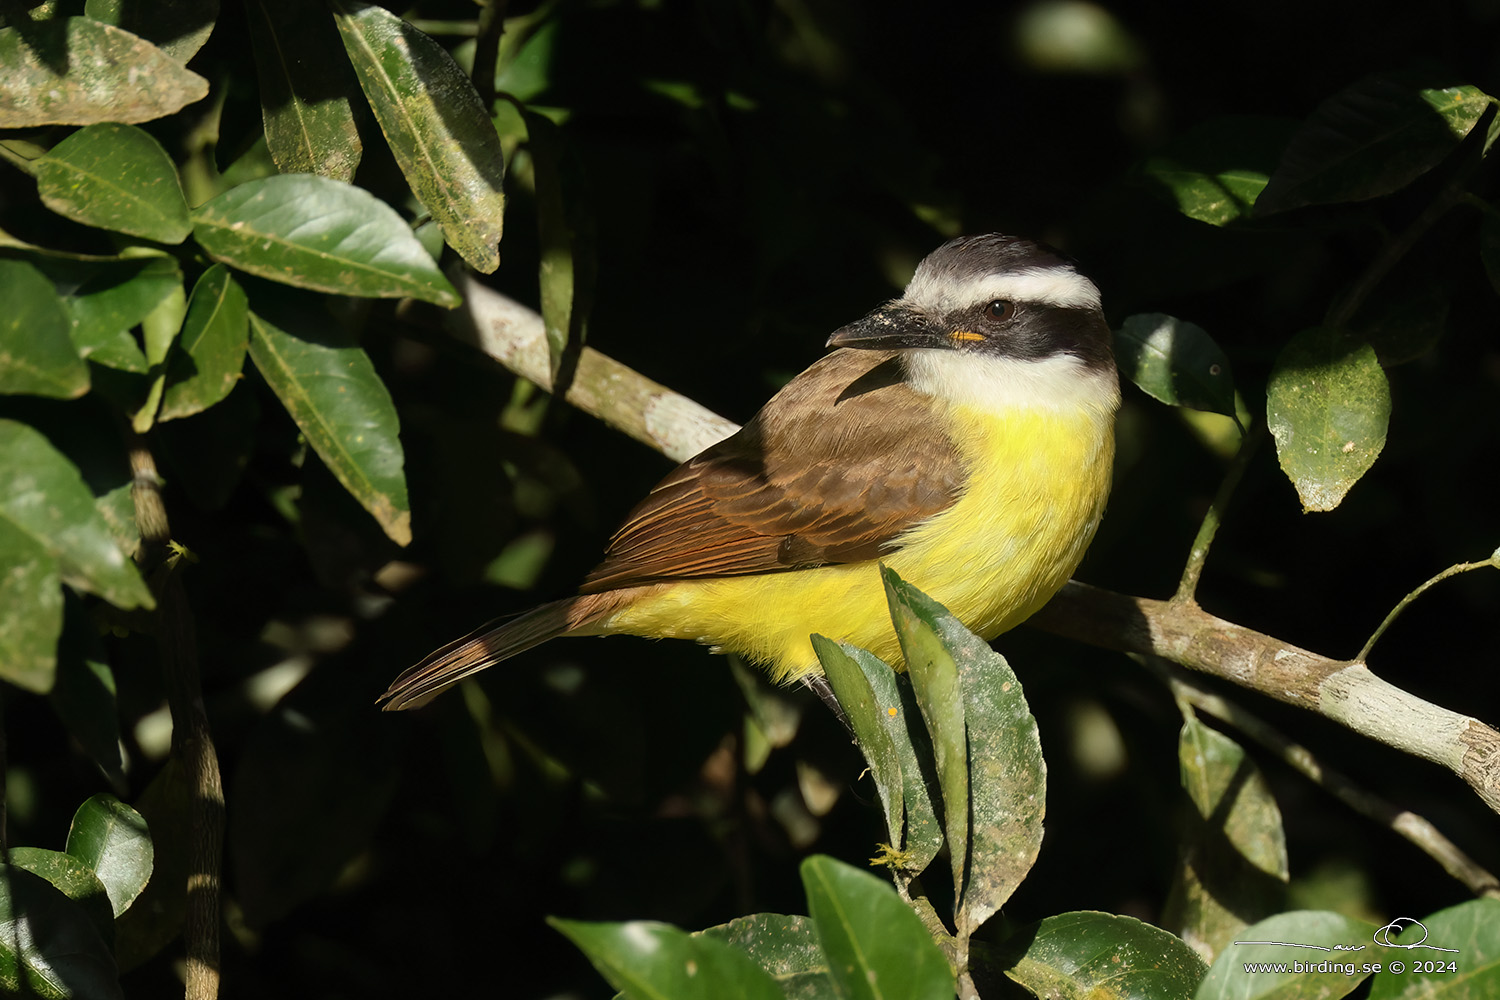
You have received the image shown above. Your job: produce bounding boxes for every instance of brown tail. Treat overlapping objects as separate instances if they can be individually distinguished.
[379,593,623,711]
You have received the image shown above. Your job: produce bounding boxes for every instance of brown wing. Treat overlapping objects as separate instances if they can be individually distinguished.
[580,349,966,592]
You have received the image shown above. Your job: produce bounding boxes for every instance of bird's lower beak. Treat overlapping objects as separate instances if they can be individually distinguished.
[827,304,943,350]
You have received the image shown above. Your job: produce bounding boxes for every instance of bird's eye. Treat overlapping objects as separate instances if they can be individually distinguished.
[986,300,1015,321]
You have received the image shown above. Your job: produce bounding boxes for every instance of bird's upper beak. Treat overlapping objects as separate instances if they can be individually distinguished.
[827,303,951,351]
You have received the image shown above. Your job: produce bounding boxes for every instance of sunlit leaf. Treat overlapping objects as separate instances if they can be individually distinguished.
[159,265,249,421]
[0,519,62,693]
[332,1,506,273]
[1267,327,1390,511]
[813,636,906,851]
[1115,313,1238,421]
[246,0,362,181]
[83,0,218,63]
[192,174,459,306]
[998,911,1208,1000]
[0,260,90,399]
[65,795,154,918]
[59,256,181,374]
[0,419,154,612]
[0,864,122,999]
[1257,75,1490,215]
[7,847,114,950]
[1141,116,1296,225]
[550,917,784,1000]
[700,913,834,1000]
[247,309,411,545]
[1198,911,1376,1000]
[801,855,955,1000]
[1367,898,1500,999]
[34,123,191,243]
[0,17,208,127]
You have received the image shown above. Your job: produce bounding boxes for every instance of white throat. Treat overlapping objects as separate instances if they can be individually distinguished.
[904,350,1120,416]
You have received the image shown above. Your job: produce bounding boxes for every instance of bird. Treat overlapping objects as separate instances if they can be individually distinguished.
[380,234,1119,710]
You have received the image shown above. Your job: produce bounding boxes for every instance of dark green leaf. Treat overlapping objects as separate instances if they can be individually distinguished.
[883,569,1045,929]
[551,917,784,1000]
[192,174,458,305]
[84,0,219,63]
[800,855,955,1000]
[0,17,209,127]
[113,761,189,972]
[159,265,249,421]
[48,616,124,788]
[0,419,154,611]
[1115,314,1238,421]
[0,518,62,692]
[1267,327,1390,511]
[246,0,362,181]
[332,1,506,273]
[7,848,114,950]
[1165,720,1287,961]
[882,567,968,911]
[0,864,122,999]
[812,635,906,850]
[1350,279,1448,367]
[700,913,834,1000]
[1367,898,1500,999]
[0,259,90,398]
[527,110,594,379]
[34,123,191,243]
[59,256,181,374]
[65,795,154,918]
[999,911,1208,1000]
[1198,911,1375,999]
[1256,75,1490,215]
[247,309,411,544]
[1141,116,1297,225]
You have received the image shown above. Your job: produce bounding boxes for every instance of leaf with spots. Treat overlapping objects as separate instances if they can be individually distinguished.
[997,911,1208,1000]
[1267,327,1390,512]
[549,917,783,1000]
[191,174,458,306]
[34,123,190,243]
[247,310,410,545]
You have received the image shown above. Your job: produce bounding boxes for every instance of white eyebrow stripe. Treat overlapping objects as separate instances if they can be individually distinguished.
[903,266,1102,313]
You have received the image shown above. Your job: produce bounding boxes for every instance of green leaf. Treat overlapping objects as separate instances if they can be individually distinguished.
[800,855,955,1000]
[83,0,219,63]
[882,567,968,913]
[1198,910,1376,1000]
[34,123,191,243]
[331,1,506,273]
[113,760,190,972]
[1367,898,1500,999]
[812,636,907,852]
[1266,327,1390,512]
[0,518,63,693]
[1115,314,1238,421]
[192,174,459,306]
[700,913,835,1000]
[527,110,594,379]
[247,309,411,545]
[1141,116,1297,225]
[550,917,784,1000]
[1256,75,1491,215]
[59,256,182,374]
[0,864,122,999]
[159,265,249,421]
[7,847,114,950]
[0,419,154,611]
[1164,721,1287,962]
[0,17,209,127]
[48,617,124,788]
[65,795,154,918]
[997,911,1208,1000]
[246,0,362,181]
[883,568,1045,930]
[0,259,90,398]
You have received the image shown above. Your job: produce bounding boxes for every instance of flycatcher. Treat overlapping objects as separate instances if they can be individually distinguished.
[381,234,1118,710]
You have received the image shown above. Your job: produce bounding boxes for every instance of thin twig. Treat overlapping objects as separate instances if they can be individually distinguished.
[1357,554,1500,663]
[1174,423,1264,605]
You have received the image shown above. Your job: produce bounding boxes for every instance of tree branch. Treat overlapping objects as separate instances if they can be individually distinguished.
[441,270,1500,819]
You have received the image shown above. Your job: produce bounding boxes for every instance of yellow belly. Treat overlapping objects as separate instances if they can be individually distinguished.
[598,403,1115,681]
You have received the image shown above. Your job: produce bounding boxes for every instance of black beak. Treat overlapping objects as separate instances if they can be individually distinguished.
[827,303,945,350]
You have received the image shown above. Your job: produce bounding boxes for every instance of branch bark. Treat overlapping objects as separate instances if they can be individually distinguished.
[442,270,1500,819]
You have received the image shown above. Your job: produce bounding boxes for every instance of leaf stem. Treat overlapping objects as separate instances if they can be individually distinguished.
[1356,553,1500,662]
[1174,422,1264,605]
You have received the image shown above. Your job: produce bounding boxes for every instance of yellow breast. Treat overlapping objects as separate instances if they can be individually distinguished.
[599,401,1115,682]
